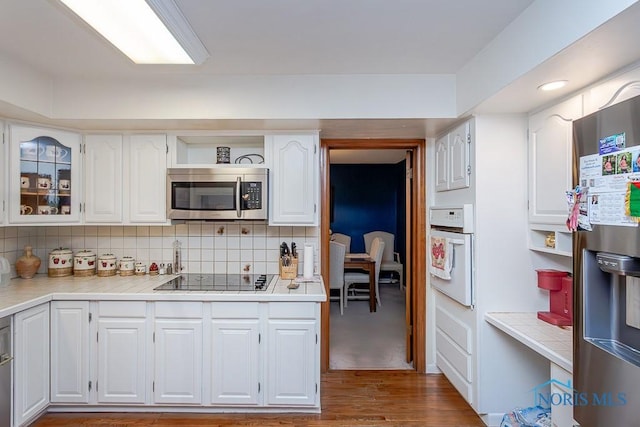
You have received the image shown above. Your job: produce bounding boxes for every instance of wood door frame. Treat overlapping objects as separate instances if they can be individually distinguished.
[320,138,427,373]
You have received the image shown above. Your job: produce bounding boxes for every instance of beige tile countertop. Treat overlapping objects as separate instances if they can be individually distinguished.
[0,274,326,318]
[485,312,573,372]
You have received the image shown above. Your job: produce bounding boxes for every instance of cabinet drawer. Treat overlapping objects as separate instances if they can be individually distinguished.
[436,329,472,381]
[155,301,202,318]
[211,302,259,318]
[99,301,146,317]
[436,306,472,354]
[268,302,316,319]
[436,351,473,405]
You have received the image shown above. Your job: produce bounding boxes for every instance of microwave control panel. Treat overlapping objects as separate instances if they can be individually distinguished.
[241,182,262,209]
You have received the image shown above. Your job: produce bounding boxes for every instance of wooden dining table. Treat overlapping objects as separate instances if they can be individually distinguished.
[344,254,376,312]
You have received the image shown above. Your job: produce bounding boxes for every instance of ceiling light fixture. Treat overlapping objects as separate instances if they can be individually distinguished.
[58,0,209,65]
[537,80,568,92]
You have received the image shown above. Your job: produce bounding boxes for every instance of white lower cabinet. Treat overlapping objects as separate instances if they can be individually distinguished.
[153,302,203,405]
[50,301,90,403]
[97,301,148,404]
[14,303,50,426]
[550,363,579,427]
[266,303,319,406]
[209,302,261,405]
[11,299,320,420]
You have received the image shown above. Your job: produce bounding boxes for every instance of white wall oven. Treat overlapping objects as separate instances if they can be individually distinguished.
[429,205,474,306]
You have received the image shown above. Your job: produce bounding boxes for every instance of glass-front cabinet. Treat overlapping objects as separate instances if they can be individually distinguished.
[9,124,82,223]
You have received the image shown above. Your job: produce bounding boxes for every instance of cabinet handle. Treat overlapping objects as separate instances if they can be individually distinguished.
[0,355,13,366]
[236,177,242,218]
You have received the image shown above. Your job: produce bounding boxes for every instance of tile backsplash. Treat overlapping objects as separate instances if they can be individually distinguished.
[0,223,319,278]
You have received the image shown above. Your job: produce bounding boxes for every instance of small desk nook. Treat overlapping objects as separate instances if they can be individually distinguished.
[486,312,577,427]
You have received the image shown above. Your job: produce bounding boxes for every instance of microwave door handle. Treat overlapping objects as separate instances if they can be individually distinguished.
[236,177,242,218]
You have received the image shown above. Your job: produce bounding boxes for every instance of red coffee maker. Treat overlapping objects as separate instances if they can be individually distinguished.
[536,269,573,326]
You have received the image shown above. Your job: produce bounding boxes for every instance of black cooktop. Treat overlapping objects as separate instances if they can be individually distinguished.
[154,274,273,291]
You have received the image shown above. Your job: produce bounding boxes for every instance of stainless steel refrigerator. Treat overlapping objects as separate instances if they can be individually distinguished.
[573,95,640,427]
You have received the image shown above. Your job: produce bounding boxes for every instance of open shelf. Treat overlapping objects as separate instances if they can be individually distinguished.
[528,224,573,257]
[172,134,266,168]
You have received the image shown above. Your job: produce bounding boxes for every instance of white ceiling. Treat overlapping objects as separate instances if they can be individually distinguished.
[0,0,533,78]
[1,0,640,162]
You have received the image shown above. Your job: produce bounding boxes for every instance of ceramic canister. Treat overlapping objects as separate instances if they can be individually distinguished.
[74,250,96,277]
[119,256,135,276]
[48,248,73,277]
[134,262,147,275]
[97,253,117,277]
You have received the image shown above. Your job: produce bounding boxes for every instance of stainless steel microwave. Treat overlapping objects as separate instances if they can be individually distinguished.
[167,168,268,220]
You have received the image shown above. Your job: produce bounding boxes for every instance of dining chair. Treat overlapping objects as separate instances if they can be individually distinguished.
[344,237,385,307]
[331,233,351,253]
[364,231,403,289]
[329,241,346,315]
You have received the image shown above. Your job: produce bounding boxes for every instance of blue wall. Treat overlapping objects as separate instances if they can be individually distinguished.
[330,162,405,261]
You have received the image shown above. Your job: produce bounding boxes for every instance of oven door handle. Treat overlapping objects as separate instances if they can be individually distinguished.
[0,354,13,366]
[236,177,242,218]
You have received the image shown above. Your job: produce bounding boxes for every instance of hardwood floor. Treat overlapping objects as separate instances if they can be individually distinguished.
[33,371,484,427]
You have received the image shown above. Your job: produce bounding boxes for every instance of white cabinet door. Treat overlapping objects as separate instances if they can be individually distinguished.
[528,96,582,225]
[448,121,471,190]
[266,134,319,225]
[434,121,471,192]
[50,301,90,403]
[583,66,640,115]
[434,134,449,192]
[210,319,260,405]
[14,303,50,426]
[9,124,82,223]
[0,121,5,225]
[97,315,147,404]
[266,319,317,406]
[550,363,578,427]
[154,319,203,404]
[84,135,123,223]
[128,134,167,223]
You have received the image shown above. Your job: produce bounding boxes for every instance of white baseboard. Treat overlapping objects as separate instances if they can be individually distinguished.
[426,363,441,373]
[480,412,506,427]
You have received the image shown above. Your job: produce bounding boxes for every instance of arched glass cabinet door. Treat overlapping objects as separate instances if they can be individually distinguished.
[10,124,82,224]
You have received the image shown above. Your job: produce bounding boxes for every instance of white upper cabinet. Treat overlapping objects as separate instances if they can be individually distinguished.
[127,134,168,223]
[528,96,582,225]
[9,124,82,224]
[583,66,640,115]
[84,134,123,223]
[434,121,471,192]
[434,134,449,192]
[1,121,5,225]
[266,133,319,226]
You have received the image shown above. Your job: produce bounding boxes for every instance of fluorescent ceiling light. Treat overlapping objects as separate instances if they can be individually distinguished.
[537,80,568,91]
[59,0,209,65]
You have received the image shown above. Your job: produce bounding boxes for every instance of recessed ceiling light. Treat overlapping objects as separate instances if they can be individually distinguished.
[537,80,568,91]
[58,0,209,65]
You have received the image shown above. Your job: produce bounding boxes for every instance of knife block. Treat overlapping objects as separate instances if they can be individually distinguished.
[279,257,298,279]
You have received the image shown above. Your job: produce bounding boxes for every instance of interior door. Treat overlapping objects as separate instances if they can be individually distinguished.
[405,150,413,363]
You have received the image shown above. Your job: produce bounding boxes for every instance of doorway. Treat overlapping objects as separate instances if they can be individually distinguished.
[320,139,427,373]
